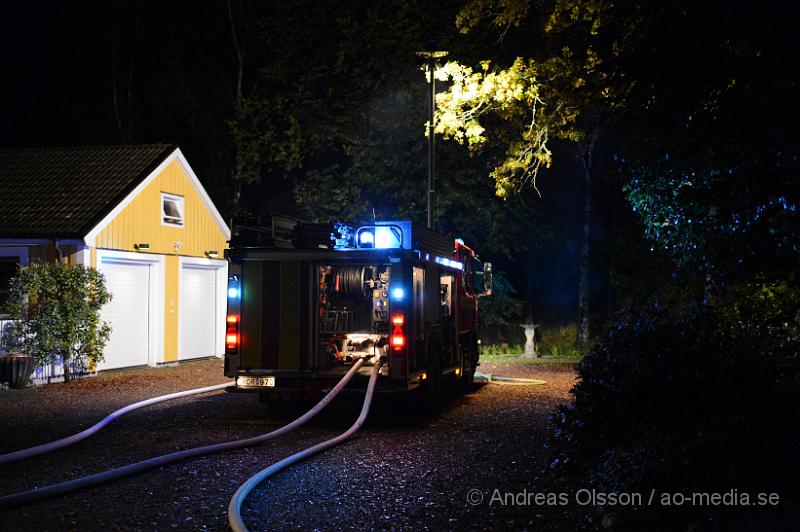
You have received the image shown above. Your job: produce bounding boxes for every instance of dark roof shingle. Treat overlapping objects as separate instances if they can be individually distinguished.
[0,144,176,238]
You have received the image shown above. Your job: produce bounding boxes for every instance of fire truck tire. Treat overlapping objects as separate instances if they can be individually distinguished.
[459,335,477,391]
[422,339,443,411]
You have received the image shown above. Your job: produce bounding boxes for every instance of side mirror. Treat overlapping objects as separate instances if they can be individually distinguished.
[481,262,493,297]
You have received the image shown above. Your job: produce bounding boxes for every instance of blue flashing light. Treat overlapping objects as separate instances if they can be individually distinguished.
[391,287,405,300]
[359,230,374,246]
[333,221,411,250]
[375,226,400,248]
[228,287,240,299]
[434,256,463,270]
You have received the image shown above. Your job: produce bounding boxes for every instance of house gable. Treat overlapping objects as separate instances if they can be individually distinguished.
[86,149,230,257]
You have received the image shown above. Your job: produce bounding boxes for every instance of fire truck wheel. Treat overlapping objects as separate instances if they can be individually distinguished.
[422,339,443,411]
[459,335,477,392]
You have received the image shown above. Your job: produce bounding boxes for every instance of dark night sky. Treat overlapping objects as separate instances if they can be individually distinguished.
[1,2,238,160]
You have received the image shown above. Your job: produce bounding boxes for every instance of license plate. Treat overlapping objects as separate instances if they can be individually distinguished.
[239,376,275,387]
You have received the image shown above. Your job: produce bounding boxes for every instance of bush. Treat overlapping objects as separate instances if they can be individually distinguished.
[539,324,585,357]
[550,281,800,529]
[2,261,112,381]
[479,343,525,356]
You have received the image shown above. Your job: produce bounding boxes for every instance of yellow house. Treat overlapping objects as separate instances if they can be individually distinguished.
[0,145,230,378]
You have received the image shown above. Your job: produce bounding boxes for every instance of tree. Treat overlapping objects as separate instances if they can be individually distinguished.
[477,269,526,344]
[226,0,548,262]
[616,2,800,286]
[3,262,112,382]
[434,0,632,349]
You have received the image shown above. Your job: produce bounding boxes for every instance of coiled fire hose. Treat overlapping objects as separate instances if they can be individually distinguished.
[0,359,367,510]
[228,359,383,532]
[0,383,230,466]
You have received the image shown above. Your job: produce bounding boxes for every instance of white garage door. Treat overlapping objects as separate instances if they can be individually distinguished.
[98,260,151,370]
[180,266,217,359]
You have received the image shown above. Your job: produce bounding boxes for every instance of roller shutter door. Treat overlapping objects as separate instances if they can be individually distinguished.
[98,260,151,370]
[180,266,217,359]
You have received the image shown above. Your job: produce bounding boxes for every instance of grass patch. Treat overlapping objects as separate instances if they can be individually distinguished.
[480,352,583,366]
[478,323,596,365]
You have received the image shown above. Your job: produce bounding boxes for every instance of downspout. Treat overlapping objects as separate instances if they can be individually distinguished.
[54,239,63,262]
[53,238,69,381]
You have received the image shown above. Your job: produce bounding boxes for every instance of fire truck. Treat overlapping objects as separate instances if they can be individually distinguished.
[223,215,492,405]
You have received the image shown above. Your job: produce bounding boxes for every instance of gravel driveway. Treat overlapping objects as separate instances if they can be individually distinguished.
[0,358,583,531]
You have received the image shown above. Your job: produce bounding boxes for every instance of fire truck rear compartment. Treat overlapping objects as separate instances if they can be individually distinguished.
[233,259,391,381]
[318,264,391,369]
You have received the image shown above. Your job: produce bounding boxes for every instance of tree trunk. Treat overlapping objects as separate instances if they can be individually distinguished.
[110,1,139,144]
[576,126,599,351]
[227,0,245,219]
[607,175,617,318]
[62,352,71,382]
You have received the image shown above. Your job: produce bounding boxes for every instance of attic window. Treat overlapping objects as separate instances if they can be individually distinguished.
[161,193,184,227]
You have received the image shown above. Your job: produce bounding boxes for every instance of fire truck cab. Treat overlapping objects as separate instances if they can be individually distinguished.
[223,215,492,405]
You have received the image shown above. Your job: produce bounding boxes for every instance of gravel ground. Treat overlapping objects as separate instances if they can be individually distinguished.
[0,358,585,531]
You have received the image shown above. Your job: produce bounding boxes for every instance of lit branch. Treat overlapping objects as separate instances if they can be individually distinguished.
[434,58,552,197]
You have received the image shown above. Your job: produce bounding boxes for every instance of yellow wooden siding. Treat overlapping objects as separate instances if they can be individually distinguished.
[95,160,228,257]
[164,255,180,362]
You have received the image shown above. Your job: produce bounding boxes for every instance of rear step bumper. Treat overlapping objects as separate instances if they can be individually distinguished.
[226,374,416,399]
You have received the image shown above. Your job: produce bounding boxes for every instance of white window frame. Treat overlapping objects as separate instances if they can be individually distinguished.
[161,192,185,228]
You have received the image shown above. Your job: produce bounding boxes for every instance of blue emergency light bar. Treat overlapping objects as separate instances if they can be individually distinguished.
[333,221,412,250]
[330,220,463,270]
[435,256,463,270]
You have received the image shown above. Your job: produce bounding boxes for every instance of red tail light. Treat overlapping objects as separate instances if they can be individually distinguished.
[391,313,405,351]
[391,333,405,349]
[226,315,239,352]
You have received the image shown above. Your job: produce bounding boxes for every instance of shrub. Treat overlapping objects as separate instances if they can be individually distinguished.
[539,324,585,357]
[550,281,800,529]
[2,261,112,381]
[506,343,524,355]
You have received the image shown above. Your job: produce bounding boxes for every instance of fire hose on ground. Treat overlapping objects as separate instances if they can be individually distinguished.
[473,371,547,386]
[0,358,369,510]
[0,382,230,466]
[227,359,383,532]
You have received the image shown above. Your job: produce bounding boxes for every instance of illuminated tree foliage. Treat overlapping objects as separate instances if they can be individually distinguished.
[434,58,553,198]
[438,0,799,290]
[225,0,548,262]
[436,0,634,348]
[434,0,631,197]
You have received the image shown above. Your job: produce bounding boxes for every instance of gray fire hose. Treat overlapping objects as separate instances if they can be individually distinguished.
[0,382,230,466]
[0,359,367,510]
[228,359,383,532]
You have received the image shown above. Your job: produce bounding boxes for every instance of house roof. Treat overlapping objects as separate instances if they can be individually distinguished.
[0,144,178,239]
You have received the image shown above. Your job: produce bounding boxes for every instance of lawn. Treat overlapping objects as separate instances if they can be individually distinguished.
[480,352,583,366]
